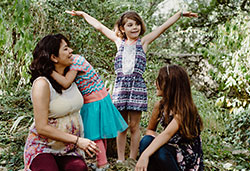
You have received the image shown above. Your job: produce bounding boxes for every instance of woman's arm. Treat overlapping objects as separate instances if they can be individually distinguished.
[135,117,179,171]
[32,78,98,155]
[141,11,198,53]
[66,10,119,43]
[51,70,77,89]
[145,101,161,137]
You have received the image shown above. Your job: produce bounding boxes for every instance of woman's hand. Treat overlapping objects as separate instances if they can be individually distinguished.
[77,138,99,157]
[65,10,84,17]
[182,11,198,18]
[135,154,149,171]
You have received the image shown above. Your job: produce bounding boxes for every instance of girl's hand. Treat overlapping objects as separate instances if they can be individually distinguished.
[77,138,99,157]
[135,155,149,171]
[65,10,84,17]
[182,12,198,18]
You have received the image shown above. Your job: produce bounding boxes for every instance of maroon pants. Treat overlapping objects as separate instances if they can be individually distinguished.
[30,153,88,171]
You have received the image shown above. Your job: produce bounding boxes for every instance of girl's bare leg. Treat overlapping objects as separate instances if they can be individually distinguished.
[116,110,128,161]
[128,111,141,160]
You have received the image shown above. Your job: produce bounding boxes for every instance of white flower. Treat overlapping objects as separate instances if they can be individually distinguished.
[223,163,232,170]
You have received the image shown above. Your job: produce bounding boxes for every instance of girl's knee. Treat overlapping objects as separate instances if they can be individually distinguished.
[141,135,154,144]
[129,111,141,132]
[129,124,139,134]
[156,145,176,163]
[139,135,155,153]
[129,121,140,133]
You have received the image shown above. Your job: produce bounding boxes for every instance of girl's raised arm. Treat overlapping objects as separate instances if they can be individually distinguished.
[66,10,119,43]
[141,11,197,52]
[51,70,78,89]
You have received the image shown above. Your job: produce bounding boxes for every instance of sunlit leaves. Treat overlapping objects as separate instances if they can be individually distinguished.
[0,0,34,93]
[205,12,250,111]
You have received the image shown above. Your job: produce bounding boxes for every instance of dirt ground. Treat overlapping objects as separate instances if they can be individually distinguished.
[86,157,136,171]
[86,137,138,171]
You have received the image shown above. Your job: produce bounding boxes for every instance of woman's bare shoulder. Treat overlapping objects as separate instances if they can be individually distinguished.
[32,77,50,92]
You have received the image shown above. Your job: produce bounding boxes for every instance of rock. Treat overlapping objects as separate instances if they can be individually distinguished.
[166,54,219,97]
[0,167,8,171]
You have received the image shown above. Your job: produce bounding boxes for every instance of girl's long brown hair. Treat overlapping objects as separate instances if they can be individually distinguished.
[156,65,203,139]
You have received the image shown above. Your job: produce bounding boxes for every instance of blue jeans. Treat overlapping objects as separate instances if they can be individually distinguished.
[139,135,180,171]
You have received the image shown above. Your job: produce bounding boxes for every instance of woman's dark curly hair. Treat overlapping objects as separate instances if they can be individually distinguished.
[29,34,70,94]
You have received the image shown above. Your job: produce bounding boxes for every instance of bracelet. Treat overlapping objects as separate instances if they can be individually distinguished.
[74,136,79,148]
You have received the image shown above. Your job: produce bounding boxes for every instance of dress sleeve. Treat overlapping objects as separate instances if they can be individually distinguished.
[70,55,89,72]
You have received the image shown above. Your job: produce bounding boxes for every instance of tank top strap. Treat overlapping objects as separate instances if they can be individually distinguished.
[117,39,126,54]
[122,38,126,43]
[121,39,126,47]
[136,38,142,45]
[136,38,141,43]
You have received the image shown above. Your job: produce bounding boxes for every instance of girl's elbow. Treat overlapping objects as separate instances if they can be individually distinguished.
[96,23,105,32]
[36,125,49,136]
[61,81,72,89]
[96,26,102,31]
[64,84,71,89]
[36,127,44,135]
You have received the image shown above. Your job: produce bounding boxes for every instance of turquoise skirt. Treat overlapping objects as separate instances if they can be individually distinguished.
[80,94,128,140]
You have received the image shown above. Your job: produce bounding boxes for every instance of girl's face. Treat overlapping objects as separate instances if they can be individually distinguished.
[156,81,163,97]
[122,19,141,40]
[56,39,73,67]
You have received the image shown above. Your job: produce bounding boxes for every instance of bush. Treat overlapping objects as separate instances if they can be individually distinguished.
[205,12,250,111]
[0,88,33,170]
[224,107,250,148]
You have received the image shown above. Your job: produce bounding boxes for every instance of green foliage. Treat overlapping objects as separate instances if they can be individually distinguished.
[204,12,250,111]
[0,0,35,93]
[0,88,33,170]
[193,90,250,170]
[151,0,250,66]
[224,107,250,148]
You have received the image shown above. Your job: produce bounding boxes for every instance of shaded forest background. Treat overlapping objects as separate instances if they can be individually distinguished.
[0,0,249,170]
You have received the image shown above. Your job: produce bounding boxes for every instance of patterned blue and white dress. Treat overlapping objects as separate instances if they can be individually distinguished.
[112,39,147,112]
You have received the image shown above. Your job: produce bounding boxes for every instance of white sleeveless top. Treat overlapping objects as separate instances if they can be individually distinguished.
[122,43,136,75]
[31,77,84,119]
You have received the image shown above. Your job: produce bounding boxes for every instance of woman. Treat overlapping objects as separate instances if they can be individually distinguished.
[24,34,98,171]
